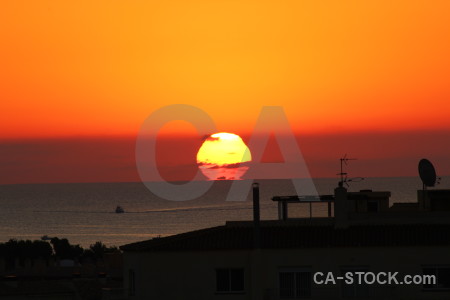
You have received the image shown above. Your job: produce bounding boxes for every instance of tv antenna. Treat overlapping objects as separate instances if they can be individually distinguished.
[337,154,364,187]
[418,158,440,190]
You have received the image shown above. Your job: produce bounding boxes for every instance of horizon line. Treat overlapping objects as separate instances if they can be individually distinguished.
[0,175,444,187]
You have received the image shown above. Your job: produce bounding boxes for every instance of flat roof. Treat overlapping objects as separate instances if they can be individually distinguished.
[120,222,450,252]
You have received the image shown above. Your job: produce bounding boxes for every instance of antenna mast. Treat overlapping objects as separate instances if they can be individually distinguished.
[337,154,363,187]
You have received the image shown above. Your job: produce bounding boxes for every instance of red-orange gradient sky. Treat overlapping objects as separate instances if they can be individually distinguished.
[1,1,450,184]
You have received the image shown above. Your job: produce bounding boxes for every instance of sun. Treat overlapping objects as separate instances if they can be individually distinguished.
[197,132,252,180]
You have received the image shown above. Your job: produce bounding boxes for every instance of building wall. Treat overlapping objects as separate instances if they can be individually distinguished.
[123,246,450,300]
[258,246,450,300]
[124,250,253,300]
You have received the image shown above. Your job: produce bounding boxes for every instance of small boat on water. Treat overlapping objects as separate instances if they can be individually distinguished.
[41,235,52,241]
[115,206,125,213]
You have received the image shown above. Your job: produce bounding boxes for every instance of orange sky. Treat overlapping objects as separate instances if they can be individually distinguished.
[1,1,450,139]
[1,1,450,184]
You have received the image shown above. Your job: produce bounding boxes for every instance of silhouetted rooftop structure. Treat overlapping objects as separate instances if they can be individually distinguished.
[120,222,450,252]
[120,179,450,300]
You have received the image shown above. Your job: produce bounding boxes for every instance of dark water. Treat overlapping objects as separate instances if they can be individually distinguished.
[0,177,448,248]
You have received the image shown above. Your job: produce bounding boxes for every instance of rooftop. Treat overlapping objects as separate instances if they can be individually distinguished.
[120,221,450,252]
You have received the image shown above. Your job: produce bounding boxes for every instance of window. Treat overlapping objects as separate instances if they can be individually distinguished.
[341,267,369,298]
[279,269,311,299]
[216,268,244,293]
[423,266,450,290]
[128,269,135,296]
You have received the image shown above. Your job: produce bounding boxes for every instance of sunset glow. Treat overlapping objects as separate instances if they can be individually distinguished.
[1,1,450,139]
[1,1,450,184]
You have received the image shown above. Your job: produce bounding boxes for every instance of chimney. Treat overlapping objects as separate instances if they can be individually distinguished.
[334,185,349,228]
[252,183,261,248]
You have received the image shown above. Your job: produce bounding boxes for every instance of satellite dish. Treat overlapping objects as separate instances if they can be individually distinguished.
[418,158,436,188]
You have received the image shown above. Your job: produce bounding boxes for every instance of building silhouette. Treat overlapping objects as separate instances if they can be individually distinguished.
[120,182,450,299]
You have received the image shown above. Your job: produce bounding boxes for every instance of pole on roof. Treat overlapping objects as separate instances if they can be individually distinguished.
[252,183,261,249]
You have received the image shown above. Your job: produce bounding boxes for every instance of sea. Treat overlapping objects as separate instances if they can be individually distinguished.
[0,177,449,248]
